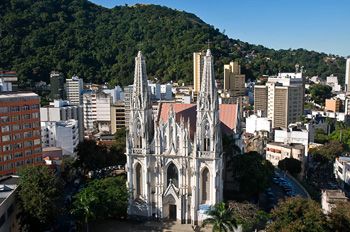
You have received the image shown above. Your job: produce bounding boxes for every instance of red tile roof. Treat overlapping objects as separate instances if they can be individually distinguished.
[157,103,238,137]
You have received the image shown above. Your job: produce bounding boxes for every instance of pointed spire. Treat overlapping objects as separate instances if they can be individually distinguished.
[132,51,150,109]
[198,49,217,110]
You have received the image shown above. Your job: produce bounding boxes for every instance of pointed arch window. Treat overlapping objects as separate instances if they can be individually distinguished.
[135,163,143,198]
[167,163,179,187]
[135,119,142,148]
[201,167,210,203]
[203,120,210,151]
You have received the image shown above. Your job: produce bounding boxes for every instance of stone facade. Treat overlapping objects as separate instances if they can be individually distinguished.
[126,50,223,224]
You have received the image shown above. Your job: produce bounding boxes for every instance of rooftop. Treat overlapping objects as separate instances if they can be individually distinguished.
[323,189,348,201]
[158,103,238,137]
[267,142,305,150]
[0,92,38,99]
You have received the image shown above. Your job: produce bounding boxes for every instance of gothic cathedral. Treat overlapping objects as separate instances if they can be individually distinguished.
[126,49,223,224]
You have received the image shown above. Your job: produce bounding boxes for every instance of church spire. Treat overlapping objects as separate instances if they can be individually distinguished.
[132,51,151,109]
[198,49,218,110]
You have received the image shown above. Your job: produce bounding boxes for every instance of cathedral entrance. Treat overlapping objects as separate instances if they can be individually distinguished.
[169,204,177,220]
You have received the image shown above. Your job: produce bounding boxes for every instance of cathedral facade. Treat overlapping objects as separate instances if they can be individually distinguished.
[126,50,223,224]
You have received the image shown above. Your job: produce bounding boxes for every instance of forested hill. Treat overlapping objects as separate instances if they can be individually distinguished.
[0,0,346,86]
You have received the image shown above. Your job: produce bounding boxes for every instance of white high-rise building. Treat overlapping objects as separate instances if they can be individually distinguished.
[345,58,350,93]
[127,50,223,224]
[40,100,84,142]
[66,75,83,105]
[83,90,112,133]
[41,120,79,156]
[102,85,124,104]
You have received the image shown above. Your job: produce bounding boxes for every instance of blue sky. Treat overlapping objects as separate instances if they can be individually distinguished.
[91,0,350,57]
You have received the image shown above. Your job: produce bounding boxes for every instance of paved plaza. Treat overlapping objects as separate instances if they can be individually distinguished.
[91,220,212,232]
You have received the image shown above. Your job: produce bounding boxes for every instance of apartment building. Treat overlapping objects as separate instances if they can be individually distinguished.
[66,75,83,105]
[40,99,84,142]
[0,92,42,175]
[193,51,205,94]
[111,102,126,134]
[254,72,304,128]
[41,119,79,156]
[223,61,245,97]
[49,71,65,100]
[265,142,305,166]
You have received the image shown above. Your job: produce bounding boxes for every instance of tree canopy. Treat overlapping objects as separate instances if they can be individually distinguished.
[309,84,333,106]
[278,157,302,176]
[328,201,350,232]
[267,197,328,232]
[75,140,122,173]
[71,176,128,226]
[230,151,274,199]
[309,140,344,163]
[0,0,346,86]
[17,165,63,231]
[202,202,237,232]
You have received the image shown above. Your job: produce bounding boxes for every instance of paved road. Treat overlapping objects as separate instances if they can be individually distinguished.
[275,169,309,198]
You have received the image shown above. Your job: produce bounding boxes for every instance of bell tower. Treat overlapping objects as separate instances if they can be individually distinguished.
[192,49,223,224]
[126,51,154,217]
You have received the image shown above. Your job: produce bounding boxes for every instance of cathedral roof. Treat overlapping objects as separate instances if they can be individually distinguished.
[158,103,238,137]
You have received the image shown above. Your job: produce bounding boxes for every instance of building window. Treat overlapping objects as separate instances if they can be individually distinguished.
[1,135,11,142]
[201,167,210,203]
[0,116,9,122]
[1,126,10,133]
[167,162,179,187]
[135,163,142,198]
[0,107,8,113]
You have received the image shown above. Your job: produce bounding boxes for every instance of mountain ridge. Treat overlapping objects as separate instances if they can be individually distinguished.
[0,0,346,86]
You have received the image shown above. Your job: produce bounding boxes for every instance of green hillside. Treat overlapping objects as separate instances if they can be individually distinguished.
[0,0,346,87]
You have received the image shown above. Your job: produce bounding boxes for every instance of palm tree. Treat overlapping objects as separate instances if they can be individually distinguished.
[71,190,97,232]
[202,202,238,232]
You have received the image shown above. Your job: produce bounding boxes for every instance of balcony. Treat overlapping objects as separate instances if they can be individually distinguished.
[133,148,143,154]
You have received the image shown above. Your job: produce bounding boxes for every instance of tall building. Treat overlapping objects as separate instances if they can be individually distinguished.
[127,50,223,224]
[111,102,126,134]
[254,72,304,128]
[124,85,133,127]
[345,58,350,93]
[41,120,79,156]
[0,92,42,175]
[102,85,124,104]
[193,51,204,94]
[83,90,112,133]
[50,71,65,100]
[223,61,245,97]
[82,90,96,132]
[40,99,84,142]
[66,75,83,105]
[254,85,268,116]
[96,91,112,133]
[0,71,18,92]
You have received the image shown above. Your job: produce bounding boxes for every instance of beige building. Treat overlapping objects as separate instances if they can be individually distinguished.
[193,51,204,94]
[265,142,305,166]
[321,190,348,214]
[254,72,304,128]
[254,85,268,117]
[223,61,245,97]
[345,58,350,93]
[325,98,341,112]
[111,102,126,134]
